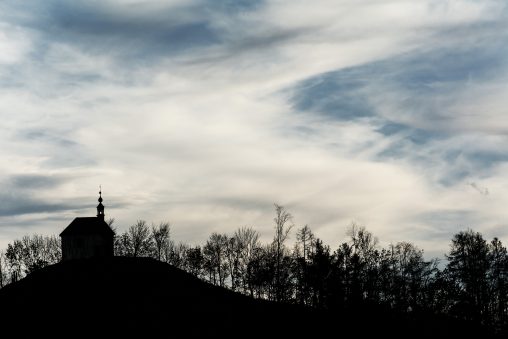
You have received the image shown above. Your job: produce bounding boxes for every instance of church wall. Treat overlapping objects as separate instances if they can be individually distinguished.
[61,234,113,261]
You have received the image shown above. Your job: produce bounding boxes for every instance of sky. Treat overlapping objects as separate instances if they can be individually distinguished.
[1,0,508,259]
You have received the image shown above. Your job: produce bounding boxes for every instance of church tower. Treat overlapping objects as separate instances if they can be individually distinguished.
[59,189,115,261]
[97,187,105,221]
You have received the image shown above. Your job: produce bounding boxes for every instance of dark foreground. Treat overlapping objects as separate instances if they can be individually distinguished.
[0,257,494,337]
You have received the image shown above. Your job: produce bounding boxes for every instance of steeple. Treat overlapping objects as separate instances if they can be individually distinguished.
[97,186,105,221]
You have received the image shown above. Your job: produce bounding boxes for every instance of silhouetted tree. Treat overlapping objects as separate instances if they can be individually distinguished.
[44,235,61,264]
[3,208,508,334]
[293,225,315,305]
[487,238,508,329]
[203,233,229,287]
[347,224,379,303]
[186,246,204,277]
[297,225,315,261]
[379,242,438,312]
[152,222,171,261]
[2,235,60,282]
[248,245,275,299]
[446,229,490,323]
[6,240,24,282]
[429,268,459,315]
[335,241,362,306]
[0,251,6,288]
[233,227,260,296]
[225,236,242,291]
[272,204,293,302]
[166,242,189,269]
[20,235,48,274]
[114,232,131,256]
[128,220,154,257]
[277,253,295,302]
[308,238,332,308]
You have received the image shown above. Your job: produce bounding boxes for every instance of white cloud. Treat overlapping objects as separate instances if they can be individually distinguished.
[0,23,31,65]
[0,0,507,257]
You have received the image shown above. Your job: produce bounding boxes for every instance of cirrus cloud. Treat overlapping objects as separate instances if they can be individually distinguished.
[0,0,507,259]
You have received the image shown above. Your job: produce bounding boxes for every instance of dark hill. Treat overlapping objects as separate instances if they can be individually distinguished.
[0,257,493,337]
[0,257,324,336]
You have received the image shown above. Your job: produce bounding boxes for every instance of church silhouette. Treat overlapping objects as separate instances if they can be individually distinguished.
[59,190,114,261]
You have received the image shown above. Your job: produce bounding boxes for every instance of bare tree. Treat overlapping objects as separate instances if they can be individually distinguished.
[152,222,171,261]
[295,225,315,305]
[234,227,260,295]
[347,223,378,259]
[21,235,48,274]
[297,225,315,262]
[272,204,293,302]
[44,235,61,264]
[5,240,23,282]
[166,242,189,269]
[203,233,229,287]
[247,244,276,300]
[343,224,380,303]
[380,242,437,312]
[488,238,508,329]
[114,232,131,256]
[128,220,153,257]
[225,236,241,291]
[0,251,6,288]
[186,246,204,277]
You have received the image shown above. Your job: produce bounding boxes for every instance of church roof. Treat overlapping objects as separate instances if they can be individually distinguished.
[59,217,115,237]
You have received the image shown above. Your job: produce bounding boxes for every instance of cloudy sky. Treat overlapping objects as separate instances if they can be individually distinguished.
[1,0,508,258]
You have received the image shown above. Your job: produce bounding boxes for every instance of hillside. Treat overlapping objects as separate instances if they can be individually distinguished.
[0,257,323,336]
[0,257,492,337]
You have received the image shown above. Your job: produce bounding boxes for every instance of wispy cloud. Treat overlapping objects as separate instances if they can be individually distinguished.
[0,173,83,217]
[1,1,508,256]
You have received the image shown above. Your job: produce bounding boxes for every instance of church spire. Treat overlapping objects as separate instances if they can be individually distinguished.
[97,185,105,221]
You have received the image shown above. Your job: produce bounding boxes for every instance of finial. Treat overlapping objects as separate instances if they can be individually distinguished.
[97,185,105,220]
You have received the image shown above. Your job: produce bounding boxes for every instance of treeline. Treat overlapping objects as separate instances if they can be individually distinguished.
[1,204,507,333]
[0,234,60,286]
